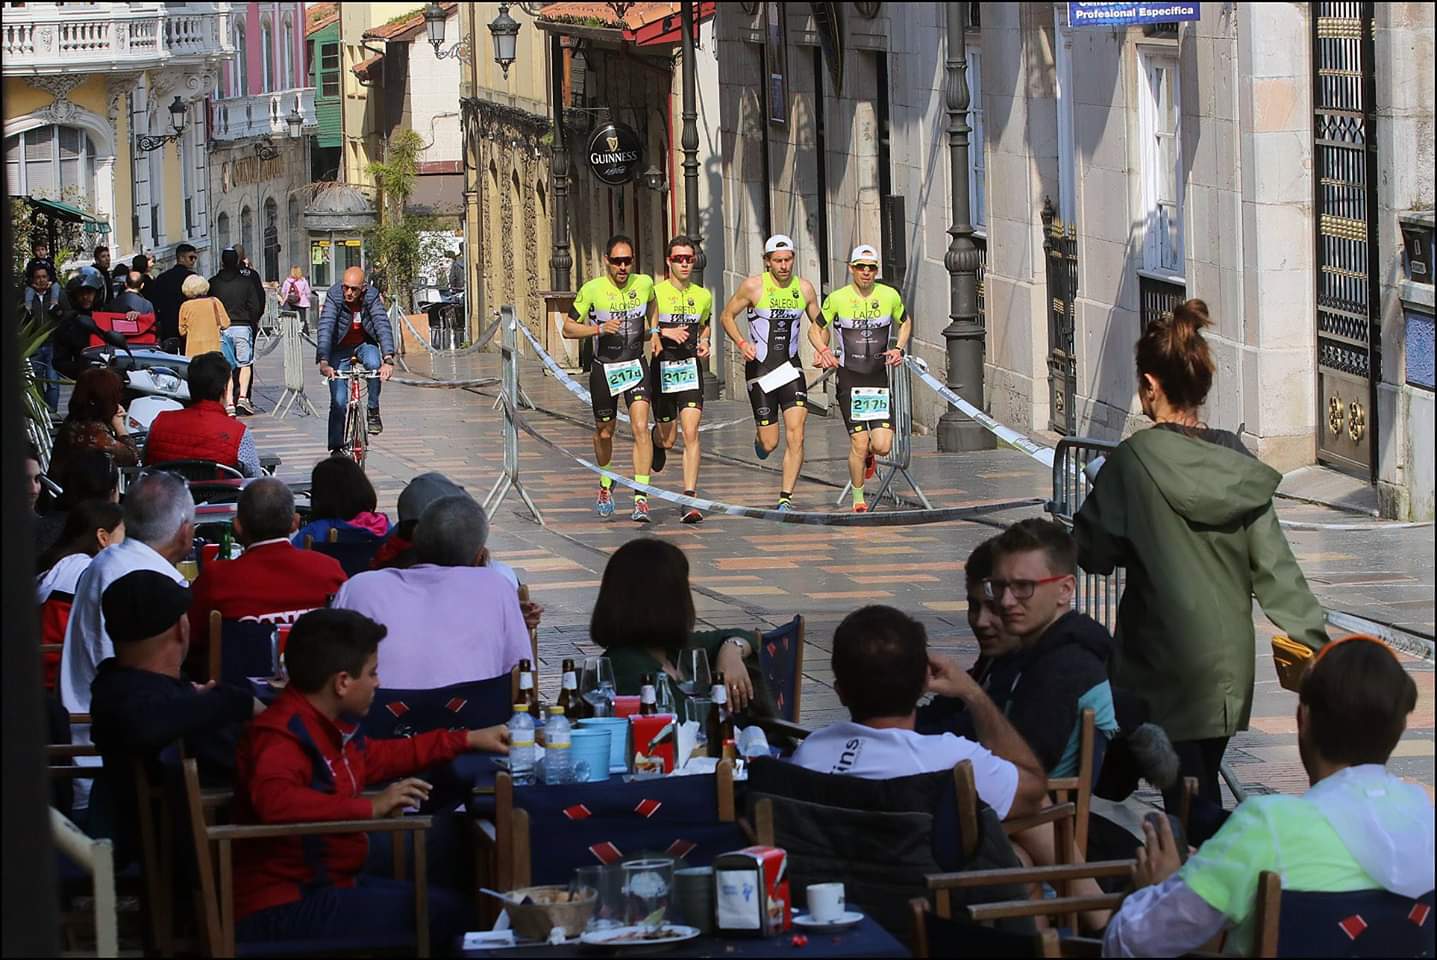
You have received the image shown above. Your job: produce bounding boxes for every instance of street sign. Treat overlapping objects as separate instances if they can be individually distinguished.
[1068,3,1200,27]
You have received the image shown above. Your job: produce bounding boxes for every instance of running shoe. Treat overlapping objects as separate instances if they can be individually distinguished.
[681,506,704,524]
[595,487,615,517]
[225,404,236,416]
[776,499,793,513]
[631,499,651,523]
[651,425,666,473]
[236,397,257,416]
[864,451,877,481]
[367,410,384,435]
[754,436,771,460]
[853,501,869,514]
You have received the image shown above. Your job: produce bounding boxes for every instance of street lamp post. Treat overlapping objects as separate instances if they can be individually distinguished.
[548,30,573,291]
[677,1,720,399]
[136,96,189,152]
[937,2,992,452]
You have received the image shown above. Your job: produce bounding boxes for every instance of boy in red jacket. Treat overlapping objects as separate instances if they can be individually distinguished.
[232,608,508,952]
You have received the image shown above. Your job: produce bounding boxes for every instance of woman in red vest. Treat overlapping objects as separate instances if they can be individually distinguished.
[35,500,125,690]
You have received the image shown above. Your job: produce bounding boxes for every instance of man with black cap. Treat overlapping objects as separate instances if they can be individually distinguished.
[89,569,260,864]
[210,247,263,415]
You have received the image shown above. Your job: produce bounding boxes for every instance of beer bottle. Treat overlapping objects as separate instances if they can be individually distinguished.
[639,673,659,715]
[707,672,735,758]
[557,658,580,717]
[518,659,541,716]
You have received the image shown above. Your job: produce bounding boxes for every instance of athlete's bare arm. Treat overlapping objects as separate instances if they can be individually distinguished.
[718,276,763,362]
[803,279,838,369]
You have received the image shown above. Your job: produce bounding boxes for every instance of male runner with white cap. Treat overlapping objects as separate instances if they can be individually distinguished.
[811,244,911,512]
[717,235,823,511]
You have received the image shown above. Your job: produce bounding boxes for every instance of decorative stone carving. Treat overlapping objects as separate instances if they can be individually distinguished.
[26,74,81,100]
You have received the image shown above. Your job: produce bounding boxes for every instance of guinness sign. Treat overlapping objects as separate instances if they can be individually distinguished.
[586,121,643,186]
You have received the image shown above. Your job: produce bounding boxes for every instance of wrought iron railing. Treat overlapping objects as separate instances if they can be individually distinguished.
[1139,273,1186,329]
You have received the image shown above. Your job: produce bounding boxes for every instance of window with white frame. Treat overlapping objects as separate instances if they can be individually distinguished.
[262,20,275,93]
[5,126,99,205]
[966,45,986,230]
[1138,47,1183,274]
[232,23,249,97]
[282,15,295,88]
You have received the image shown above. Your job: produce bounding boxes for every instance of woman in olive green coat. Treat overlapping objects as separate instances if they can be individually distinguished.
[1074,299,1327,837]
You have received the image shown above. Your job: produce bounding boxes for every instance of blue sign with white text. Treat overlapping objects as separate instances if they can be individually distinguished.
[1068,3,1201,27]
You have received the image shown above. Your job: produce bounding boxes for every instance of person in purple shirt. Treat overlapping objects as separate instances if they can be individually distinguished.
[330,495,530,688]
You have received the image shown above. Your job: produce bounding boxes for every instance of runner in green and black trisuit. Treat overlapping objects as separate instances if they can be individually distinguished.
[563,235,657,523]
[810,244,912,513]
[647,236,713,524]
[718,234,822,512]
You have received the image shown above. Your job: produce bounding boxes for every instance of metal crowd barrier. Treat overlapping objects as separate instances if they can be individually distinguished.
[273,307,317,419]
[836,361,933,510]
[24,358,56,471]
[483,305,542,524]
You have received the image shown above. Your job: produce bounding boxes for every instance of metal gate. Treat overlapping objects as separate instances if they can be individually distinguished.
[1312,1,1380,476]
[1042,197,1078,435]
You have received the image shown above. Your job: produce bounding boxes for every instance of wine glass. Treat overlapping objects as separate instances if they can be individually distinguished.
[581,656,615,717]
[677,648,712,699]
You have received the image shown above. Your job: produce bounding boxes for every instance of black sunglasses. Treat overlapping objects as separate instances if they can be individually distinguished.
[609,257,633,266]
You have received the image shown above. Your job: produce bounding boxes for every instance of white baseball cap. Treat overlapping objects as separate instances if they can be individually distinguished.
[849,243,880,264]
[764,234,795,255]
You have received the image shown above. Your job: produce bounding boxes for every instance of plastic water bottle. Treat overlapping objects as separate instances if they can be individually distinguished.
[509,703,535,785]
[544,706,572,784]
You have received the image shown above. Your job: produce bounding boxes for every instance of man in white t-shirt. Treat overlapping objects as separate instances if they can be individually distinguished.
[791,605,1046,820]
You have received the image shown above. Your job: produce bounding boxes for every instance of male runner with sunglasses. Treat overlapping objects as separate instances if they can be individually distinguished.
[564,235,657,521]
[718,235,822,511]
[810,244,911,512]
[647,236,712,524]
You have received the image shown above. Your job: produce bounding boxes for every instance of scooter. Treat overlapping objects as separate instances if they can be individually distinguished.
[79,323,189,431]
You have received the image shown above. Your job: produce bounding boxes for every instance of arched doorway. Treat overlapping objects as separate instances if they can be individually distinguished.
[263,197,280,281]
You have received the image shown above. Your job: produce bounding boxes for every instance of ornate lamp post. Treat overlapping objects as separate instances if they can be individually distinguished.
[937,2,992,451]
[136,96,189,152]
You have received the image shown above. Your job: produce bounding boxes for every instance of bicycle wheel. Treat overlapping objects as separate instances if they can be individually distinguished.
[351,379,369,470]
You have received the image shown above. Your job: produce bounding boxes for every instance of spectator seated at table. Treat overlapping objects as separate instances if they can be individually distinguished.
[333,496,530,689]
[187,478,348,651]
[89,570,259,865]
[1105,636,1434,957]
[144,352,261,477]
[592,538,765,715]
[231,608,508,952]
[34,448,122,558]
[59,472,195,814]
[790,605,1046,822]
[922,520,1119,778]
[36,500,125,691]
[292,456,391,547]
[50,367,141,479]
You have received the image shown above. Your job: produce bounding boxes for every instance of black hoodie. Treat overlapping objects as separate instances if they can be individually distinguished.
[918,610,1117,775]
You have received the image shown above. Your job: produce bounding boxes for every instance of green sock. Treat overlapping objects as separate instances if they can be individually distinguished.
[599,462,613,489]
[852,486,866,506]
[634,474,650,502]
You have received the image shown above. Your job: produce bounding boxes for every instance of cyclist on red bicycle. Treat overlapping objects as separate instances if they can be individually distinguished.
[317,267,395,456]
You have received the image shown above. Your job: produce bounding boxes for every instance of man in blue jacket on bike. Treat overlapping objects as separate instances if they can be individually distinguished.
[316,266,395,455]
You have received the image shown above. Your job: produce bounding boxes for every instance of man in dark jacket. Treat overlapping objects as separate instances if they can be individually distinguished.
[316,266,395,453]
[152,243,198,346]
[210,247,263,415]
[89,569,259,865]
[89,245,113,310]
[21,260,67,411]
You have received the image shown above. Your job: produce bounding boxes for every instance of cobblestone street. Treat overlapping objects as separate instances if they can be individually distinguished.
[245,336,1434,803]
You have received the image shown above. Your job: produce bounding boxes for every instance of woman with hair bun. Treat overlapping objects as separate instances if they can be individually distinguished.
[1073,299,1327,842]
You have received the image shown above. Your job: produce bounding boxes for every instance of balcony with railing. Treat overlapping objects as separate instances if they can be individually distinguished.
[211,88,317,143]
[1,3,233,75]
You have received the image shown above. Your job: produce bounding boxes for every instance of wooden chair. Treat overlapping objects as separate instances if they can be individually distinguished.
[206,611,278,685]
[754,615,805,722]
[1251,869,1435,957]
[181,758,435,958]
[1045,708,1100,859]
[479,763,738,924]
[910,896,1071,958]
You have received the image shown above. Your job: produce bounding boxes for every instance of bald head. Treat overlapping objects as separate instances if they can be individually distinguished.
[342,267,366,307]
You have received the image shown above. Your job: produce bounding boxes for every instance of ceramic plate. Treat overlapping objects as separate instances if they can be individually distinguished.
[578,924,700,948]
[793,910,864,931]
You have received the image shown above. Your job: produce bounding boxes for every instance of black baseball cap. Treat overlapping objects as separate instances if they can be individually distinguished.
[102,570,192,645]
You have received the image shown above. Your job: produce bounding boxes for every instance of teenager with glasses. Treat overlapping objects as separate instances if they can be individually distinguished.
[564,235,657,522]
[316,266,396,456]
[810,244,912,512]
[647,236,712,523]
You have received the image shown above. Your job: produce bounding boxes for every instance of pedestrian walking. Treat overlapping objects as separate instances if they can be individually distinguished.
[279,266,312,334]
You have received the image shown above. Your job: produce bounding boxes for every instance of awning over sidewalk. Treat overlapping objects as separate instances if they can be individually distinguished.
[23,196,111,237]
[537,1,715,47]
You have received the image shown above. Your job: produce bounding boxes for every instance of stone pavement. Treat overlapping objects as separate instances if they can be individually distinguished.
[241,336,1434,803]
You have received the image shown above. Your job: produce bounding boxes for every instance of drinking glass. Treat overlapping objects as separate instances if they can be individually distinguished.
[654,672,678,716]
[677,648,712,699]
[622,858,674,930]
[572,864,624,931]
[580,656,615,718]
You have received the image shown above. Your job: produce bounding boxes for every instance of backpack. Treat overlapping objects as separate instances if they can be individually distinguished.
[284,279,301,306]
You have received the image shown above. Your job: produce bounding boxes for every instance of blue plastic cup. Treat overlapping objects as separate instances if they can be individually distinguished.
[577,717,629,773]
[570,728,612,783]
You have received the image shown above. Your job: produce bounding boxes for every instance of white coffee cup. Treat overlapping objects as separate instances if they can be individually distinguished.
[806,882,846,923]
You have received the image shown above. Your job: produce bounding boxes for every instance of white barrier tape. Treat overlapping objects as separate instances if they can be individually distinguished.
[501,396,1041,526]
[398,308,503,357]
[1324,610,1435,663]
[1278,517,1433,531]
[905,356,1056,468]
[516,324,753,433]
[388,375,502,389]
